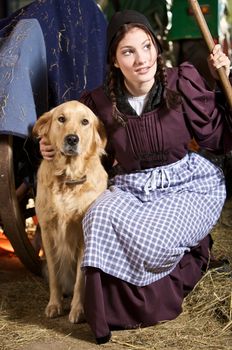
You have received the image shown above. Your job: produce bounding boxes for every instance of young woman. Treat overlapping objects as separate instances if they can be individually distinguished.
[40,10,232,344]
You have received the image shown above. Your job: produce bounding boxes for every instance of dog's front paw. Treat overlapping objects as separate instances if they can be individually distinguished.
[45,303,63,318]
[69,305,85,324]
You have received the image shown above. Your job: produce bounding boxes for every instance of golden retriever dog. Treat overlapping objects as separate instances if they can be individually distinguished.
[32,100,108,323]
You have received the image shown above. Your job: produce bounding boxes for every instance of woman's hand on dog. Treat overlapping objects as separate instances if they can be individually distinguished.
[39,137,55,160]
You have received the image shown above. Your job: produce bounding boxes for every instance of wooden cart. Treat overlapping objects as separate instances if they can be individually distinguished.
[0,0,107,275]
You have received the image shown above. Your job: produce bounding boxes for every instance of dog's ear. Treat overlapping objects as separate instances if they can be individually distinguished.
[32,111,52,138]
[94,118,107,153]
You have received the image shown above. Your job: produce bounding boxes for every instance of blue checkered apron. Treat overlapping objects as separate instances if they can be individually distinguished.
[82,152,226,286]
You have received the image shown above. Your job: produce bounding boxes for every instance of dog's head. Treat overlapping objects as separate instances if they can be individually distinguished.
[33,100,107,158]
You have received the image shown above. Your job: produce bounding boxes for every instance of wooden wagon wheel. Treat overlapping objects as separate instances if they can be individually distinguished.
[0,134,42,275]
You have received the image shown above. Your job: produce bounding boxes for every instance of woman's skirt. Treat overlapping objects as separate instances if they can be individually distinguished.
[82,152,226,343]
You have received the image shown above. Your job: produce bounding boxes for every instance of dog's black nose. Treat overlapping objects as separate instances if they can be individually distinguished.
[65,134,79,146]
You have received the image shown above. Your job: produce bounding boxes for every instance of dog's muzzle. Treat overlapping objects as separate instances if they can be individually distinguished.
[62,134,79,156]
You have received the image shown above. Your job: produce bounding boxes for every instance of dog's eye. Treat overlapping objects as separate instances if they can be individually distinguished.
[81,119,89,125]
[58,115,66,123]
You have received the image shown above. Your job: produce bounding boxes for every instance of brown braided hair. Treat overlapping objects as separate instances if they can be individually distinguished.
[155,54,182,109]
[105,23,182,116]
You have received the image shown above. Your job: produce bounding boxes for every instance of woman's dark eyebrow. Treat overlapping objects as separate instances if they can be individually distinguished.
[120,39,151,50]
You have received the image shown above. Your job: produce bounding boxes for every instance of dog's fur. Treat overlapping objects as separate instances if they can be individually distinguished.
[33,100,108,323]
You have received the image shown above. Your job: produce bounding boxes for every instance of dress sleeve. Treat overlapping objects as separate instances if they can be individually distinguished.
[177,62,232,153]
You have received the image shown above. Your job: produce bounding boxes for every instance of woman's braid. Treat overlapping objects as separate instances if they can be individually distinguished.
[157,54,182,109]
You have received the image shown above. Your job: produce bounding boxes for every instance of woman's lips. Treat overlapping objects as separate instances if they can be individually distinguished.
[135,67,150,74]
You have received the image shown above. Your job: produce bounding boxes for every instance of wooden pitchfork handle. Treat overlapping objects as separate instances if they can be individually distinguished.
[188,0,232,109]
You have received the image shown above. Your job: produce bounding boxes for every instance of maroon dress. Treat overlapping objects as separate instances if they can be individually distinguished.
[80,63,232,344]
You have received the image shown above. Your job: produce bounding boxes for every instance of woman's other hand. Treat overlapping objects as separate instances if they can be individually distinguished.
[39,137,55,160]
[208,44,231,79]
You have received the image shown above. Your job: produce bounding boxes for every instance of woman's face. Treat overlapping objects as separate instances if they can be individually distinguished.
[114,27,158,90]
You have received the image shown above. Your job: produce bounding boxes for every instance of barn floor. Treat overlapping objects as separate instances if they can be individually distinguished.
[0,200,232,350]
